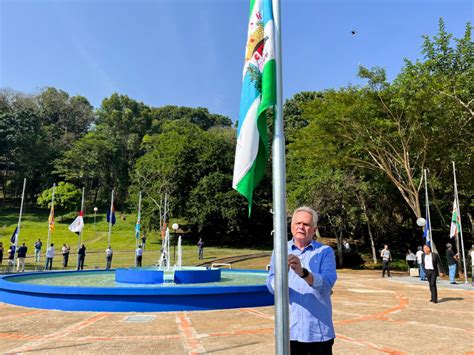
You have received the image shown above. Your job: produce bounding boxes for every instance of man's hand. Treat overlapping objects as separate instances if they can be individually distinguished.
[440,273,445,277]
[288,254,303,276]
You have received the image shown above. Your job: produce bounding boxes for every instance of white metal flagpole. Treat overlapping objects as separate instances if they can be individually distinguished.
[135,191,142,266]
[80,187,85,243]
[424,169,436,253]
[108,189,114,247]
[13,178,27,268]
[452,161,468,284]
[46,183,56,248]
[272,0,290,354]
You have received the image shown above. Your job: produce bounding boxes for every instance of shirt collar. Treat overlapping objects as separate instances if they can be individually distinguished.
[290,238,316,251]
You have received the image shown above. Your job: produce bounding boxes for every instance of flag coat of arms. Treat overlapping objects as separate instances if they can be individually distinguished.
[450,199,461,239]
[233,0,276,212]
[69,211,84,234]
[48,206,55,232]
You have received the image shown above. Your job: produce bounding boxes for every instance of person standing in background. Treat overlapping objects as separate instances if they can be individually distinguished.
[34,239,42,263]
[136,245,143,267]
[62,244,70,268]
[381,244,392,277]
[77,244,86,271]
[445,243,459,284]
[16,243,28,272]
[469,245,474,285]
[45,243,55,270]
[0,242,4,265]
[105,246,113,270]
[406,249,416,270]
[197,238,204,260]
[416,246,426,281]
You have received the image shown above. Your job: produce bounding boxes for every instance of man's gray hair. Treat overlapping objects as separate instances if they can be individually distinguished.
[446,243,452,249]
[292,206,318,227]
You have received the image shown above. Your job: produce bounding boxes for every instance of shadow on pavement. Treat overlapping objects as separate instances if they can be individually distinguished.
[438,297,464,303]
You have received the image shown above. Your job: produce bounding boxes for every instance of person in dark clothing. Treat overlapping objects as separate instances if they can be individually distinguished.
[141,234,147,251]
[445,243,459,284]
[0,242,4,265]
[16,243,28,272]
[7,245,15,270]
[77,244,86,271]
[421,244,445,303]
[197,238,204,260]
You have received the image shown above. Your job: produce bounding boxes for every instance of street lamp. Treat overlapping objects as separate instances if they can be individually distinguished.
[172,223,179,264]
[416,218,426,227]
[93,207,98,227]
[416,217,426,245]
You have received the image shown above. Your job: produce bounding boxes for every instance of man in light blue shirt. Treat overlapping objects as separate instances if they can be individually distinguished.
[267,206,337,354]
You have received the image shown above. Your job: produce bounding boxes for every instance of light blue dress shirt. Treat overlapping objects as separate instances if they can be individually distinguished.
[266,239,337,342]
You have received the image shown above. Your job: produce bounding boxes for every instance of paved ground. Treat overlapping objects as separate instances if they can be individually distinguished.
[0,270,472,354]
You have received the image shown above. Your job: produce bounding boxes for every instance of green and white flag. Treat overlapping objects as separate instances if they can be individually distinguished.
[233,0,276,213]
[450,199,461,239]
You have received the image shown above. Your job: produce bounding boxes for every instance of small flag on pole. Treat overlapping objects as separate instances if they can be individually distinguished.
[48,206,55,232]
[233,0,276,214]
[107,206,116,226]
[10,226,18,244]
[423,213,431,247]
[69,211,84,234]
[135,213,141,239]
[450,199,461,239]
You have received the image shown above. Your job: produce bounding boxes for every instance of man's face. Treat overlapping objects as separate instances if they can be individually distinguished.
[291,211,316,245]
[423,245,431,254]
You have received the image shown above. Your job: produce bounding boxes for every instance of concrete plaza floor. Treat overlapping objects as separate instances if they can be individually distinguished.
[0,270,472,354]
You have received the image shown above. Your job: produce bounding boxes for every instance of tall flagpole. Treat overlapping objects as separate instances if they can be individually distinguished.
[272,0,290,354]
[135,191,142,266]
[108,189,114,247]
[423,169,436,253]
[77,187,85,251]
[452,161,468,284]
[13,178,27,268]
[46,183,56,249]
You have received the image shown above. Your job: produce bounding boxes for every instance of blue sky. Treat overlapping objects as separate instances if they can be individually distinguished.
[0,0,472,121]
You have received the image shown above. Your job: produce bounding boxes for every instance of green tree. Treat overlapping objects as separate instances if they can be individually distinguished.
[37,182,82,215]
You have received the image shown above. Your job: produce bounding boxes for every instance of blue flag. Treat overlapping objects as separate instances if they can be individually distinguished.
[107,209,116,226]
[10,226,18,244]
[423,213,431,247]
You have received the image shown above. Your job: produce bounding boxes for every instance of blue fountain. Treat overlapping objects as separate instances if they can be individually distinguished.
[0,267,273,312]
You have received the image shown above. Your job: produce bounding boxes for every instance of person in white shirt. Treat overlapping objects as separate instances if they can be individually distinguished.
[406,249,416,270]
[416,246,426,280]
[380,245,392,277]
[105,246,113,270]
[135,246,143,267]
[45,243,55,270]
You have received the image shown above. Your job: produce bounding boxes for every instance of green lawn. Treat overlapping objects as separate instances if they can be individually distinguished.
[0,209,269,271]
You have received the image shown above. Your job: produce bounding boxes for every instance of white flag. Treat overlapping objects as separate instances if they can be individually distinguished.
[69,215,84,234]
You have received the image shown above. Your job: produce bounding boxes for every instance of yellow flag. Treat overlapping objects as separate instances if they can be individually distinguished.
[48,206,55,232]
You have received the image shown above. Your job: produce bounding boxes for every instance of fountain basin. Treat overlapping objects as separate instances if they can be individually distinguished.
[0,269,273,312]
[115,268,164,284]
